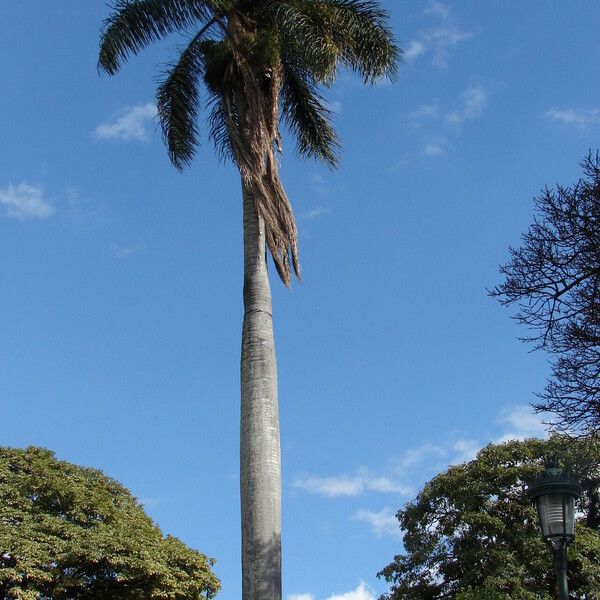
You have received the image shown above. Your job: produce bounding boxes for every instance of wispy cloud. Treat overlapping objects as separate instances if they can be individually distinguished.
[404,39,426,61]
[294,475,363,497]
[63,188,105,228]
[423,141,445,156]
[325,99,343,115]
[110,240,144,259]
[95,103,157,142]
[397,443,446,470]
[0,183,54,220]
[407,87,487,161]
[293,405,548,543]
[294,406,547,498]
[288,595,315,600]
[411,100,440,119]
[451,438,481,463]
[495,406,547,443]
[139,495,164,508]
[404,1,473,68]
[302,207,330,220]
[308,174,331,196]
[544,107,600,128]
[293,471,411,499]
[446,86,488,124]
[354,508,401,539]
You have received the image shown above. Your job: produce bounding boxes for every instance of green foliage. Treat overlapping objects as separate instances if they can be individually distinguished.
[253,30,281,70]
[99,0,212,75]
[0,446,220,599]
[98,0,398,284]
[378,437,600,599]
[99,0,398,169]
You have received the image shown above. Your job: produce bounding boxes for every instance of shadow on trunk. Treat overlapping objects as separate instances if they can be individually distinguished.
[241,531,281,600]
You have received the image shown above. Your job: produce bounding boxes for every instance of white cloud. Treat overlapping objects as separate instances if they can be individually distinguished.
[293,471,411,498]
[397,443,445,470]
[294,406,545,500]
[95,103,157,142]
[293,405,548,544]
[109,240,144,259]
[404,39,426,61]
[425,0,451,19]
[326,582,376,600]
[404,1,473,68]
[288,595,315,600]
[325,99,343,114]
[462,86,488,119]
[139,495,164,508]
[424,142,444,156]
[354,508,401,539]
[295,475,364,497]
[544,107,600,128]
[303,207,329,220]
[446,86,488,124]
[451,438,481,463]
[366,476,410,494]
[411,100,440,119]
[407,87,486,162]
[495,406,548,443]
[0,183,54,220]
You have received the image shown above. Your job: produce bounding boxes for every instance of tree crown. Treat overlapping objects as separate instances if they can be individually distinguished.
[378,436,600,599]
[0,446,220,599]
[98,0,399,284]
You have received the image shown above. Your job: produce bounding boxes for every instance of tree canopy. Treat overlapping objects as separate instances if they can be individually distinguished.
[0,446,220,599]
[378,437,600,599]
[491,153,600,434]
[98,0,398,285]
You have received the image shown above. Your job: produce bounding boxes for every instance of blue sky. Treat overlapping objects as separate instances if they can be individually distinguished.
[2,2,600,599]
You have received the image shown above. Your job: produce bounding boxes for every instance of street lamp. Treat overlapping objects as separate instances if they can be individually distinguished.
[527,463,581,600]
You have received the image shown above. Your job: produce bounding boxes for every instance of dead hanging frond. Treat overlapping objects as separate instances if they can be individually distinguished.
[261,150,301,284]
[220,16,300,285]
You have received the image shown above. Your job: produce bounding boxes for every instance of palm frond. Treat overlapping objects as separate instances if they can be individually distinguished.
[267,2,341,82]
[325,0,400,83]
[281,64,339,167]
[156,34,208,170]
[208,93,237,164]
[99,0,212,75]
[262,0,398,84]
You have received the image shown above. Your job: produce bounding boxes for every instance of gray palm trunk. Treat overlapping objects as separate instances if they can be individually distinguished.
[240,181,282,600]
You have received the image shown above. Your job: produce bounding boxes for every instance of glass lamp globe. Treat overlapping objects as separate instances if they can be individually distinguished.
[527,465,580,551]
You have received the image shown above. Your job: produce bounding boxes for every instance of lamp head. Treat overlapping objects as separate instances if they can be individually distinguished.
[527,463,581,550]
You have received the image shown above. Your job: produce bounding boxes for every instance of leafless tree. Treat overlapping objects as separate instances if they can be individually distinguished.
[491,153,600,434]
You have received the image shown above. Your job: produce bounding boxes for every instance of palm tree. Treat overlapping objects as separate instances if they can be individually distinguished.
[98,2,398,599]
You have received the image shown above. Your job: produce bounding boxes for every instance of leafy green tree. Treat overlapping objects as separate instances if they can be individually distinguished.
[378,437,600,599]
[0,446,219,599]
[98,3,398,599]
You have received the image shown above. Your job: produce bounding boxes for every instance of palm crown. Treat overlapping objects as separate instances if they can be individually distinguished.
[99,0,398,284]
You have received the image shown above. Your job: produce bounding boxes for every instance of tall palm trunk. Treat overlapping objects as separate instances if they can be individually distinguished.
[240,181,282,600]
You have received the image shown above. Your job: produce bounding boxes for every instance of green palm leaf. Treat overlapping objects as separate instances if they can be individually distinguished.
[325,0,400,83]
[156,23,220,170]
[156,38,204,170]
[99,0,213,75]
[281,64,339,166]
[260,0,398,84]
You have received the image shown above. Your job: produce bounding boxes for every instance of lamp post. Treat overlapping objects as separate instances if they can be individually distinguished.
[527,463,581,600]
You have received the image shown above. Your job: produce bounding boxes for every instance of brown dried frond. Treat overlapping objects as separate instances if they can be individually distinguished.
[225,21,300,285]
